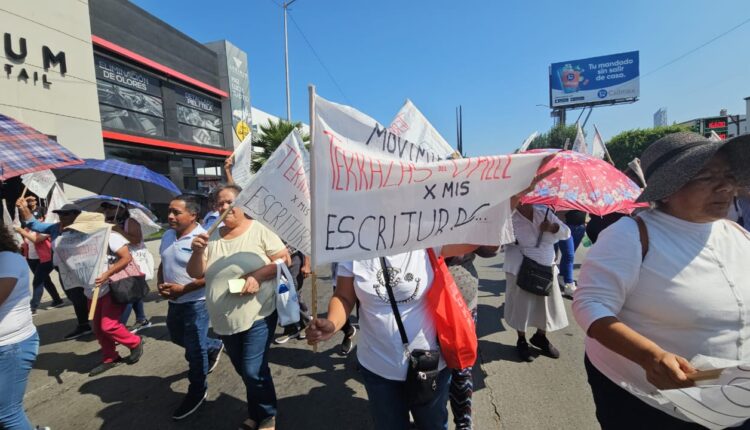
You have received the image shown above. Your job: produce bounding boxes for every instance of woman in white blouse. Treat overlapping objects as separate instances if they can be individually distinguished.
[305,245,479,430]
[573,132,750,429]
[504,204,570,362]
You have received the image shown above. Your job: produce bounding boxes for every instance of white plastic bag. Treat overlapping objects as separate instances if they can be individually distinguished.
[130,244,155,281]
[274,259,300,327]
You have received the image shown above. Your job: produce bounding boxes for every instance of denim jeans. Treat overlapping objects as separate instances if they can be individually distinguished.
[166,300,223,396]
[221,313,277,423]
[359,365,451,430]
[0,332,39,430]
[558,223,587,284]
[28,259,61,309]
[120,299,147,325]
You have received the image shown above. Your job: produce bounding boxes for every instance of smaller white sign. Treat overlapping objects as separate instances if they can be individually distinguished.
[235,130,311,254]
[53,227,110,289]
[21,170,57,198]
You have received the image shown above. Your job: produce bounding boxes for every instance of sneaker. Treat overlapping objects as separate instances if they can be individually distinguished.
[296,322,307,340]
[125,336,144,364]
[562,282,577,298]
[207,343,224,374]
[340,325,356,355]
[89,358,123,376]
[51,299,66,308]
[273,325,300,344]
[129,319,152,334]
[258,416,276,430]
[530,332,560,359]
[64,325,92,340]
[516,338,534,362]
[172,390,207,420]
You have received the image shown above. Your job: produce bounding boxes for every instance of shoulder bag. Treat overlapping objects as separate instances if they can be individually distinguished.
[108,251,149,305]
[425,248,478,369]
[516,209,555,296]
[380,257,441,406]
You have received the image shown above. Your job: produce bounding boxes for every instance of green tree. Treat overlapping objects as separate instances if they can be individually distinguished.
[251,119,310,172]
[606,124,690,170]
[528,124,579,150]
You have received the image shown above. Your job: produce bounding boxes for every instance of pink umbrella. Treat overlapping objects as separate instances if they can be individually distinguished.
[520,149,647,216]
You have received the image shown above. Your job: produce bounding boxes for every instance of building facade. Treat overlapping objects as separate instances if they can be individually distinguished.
[653,107,668,128]
[90,0,247,194]
[1,0,104,199]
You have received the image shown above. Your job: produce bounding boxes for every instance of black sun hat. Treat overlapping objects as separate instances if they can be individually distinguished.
[636,132,750,203]
[51,203,82,215]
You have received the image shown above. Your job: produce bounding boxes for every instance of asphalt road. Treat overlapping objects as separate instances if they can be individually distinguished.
[23,242,598,430]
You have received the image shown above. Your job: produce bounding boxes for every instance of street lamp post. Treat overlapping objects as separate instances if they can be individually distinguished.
[283,0,297,121]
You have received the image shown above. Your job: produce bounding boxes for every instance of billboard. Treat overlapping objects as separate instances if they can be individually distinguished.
[550,51,639,108]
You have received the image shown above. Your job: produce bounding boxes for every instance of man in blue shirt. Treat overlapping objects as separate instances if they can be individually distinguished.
[158,195,223,420]
[16,199,92,339]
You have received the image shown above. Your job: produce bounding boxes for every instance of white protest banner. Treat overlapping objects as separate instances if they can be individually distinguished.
[21,170,57,198]
[590,124,615,165]
[628,158,647,188]
[53,227,110,289]
[232,135,254,188]
[43,183,68,224]
[389,99,455,159]
[235,130,311,253]
[571,123,588,153]
[311,95,548,266]
[2,201,22,245]
[130,208,162,237]
[517,131,539,153]
[316,95,445,163]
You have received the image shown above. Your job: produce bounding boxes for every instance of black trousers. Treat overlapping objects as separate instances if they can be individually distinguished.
[55,269,89,327]
[584,355,747,430]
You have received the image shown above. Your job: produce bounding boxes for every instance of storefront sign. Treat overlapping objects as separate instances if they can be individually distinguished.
[175,87,223,147]
[3,32,67,88]
[175,87,221,114]
[94,55,161,97]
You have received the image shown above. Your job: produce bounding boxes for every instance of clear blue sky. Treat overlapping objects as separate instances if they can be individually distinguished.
[132,0,750,155]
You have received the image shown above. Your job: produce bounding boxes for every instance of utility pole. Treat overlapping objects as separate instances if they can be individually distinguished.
[283,0,297,121]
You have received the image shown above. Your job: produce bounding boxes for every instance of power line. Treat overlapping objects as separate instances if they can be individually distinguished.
[287,12,350,103]
[643,16,750,78]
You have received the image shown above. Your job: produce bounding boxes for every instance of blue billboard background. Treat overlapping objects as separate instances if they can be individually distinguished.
[549,51,639,108]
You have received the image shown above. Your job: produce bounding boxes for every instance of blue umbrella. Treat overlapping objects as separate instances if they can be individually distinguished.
[73,195,158,221]
[0,114,83,180]
[52,159,180,203]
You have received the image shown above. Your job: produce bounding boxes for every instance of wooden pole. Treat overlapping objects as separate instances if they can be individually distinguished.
[20,186,28,199]
[310,272,318,352]
[205,205,233,237]
[687,367,727,382]
[88,285,100,321]
[308,84,318,352]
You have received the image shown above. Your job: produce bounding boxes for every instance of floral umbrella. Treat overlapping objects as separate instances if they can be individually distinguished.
[520,149,647,216]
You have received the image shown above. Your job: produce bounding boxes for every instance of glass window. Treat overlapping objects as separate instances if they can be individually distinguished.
[182,158,194,176]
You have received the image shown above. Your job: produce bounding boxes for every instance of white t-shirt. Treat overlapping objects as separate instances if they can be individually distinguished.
[338,249,445,381]
[574,210,750,421]
[26,238,39,260]
[83,232,130,298]
[159,224,207,304]
[0,251,36,346]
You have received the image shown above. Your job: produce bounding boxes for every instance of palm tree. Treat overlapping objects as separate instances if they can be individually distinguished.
[251,119,310,173]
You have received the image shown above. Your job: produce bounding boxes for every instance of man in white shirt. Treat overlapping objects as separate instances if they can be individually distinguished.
[158,195,223,420]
